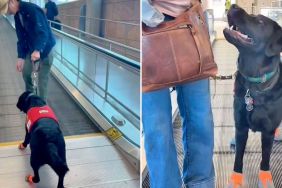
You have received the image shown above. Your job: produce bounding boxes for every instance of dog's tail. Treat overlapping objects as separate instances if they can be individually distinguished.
[46,142,69,175]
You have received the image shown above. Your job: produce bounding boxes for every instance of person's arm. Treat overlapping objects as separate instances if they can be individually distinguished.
[29,7,49,55]
[142,0,164,27]
[14,15,28,59]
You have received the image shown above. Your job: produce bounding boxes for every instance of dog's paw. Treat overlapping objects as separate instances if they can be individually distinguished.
[258,171,275,188]
[25,175,34,183]
[25,175,40,183]
[274,128,282,142]
[18,143,26,150]
[227,172,243,188]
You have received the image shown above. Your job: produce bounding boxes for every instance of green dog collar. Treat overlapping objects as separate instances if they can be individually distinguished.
[243,69,277,84]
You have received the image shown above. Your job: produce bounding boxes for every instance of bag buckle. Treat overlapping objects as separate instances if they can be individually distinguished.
[178,24,195,34]
[178,25,188,29]
[188,24,196,34]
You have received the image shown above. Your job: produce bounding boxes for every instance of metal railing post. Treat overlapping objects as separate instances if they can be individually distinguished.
[105,61,110,100]
[77,46,80,86]
[60,36,63,64]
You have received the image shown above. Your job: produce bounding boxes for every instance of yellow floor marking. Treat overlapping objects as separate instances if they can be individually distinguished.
[0,133,104,147]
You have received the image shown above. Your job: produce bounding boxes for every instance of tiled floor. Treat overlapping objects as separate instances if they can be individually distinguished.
[0,135,139,188]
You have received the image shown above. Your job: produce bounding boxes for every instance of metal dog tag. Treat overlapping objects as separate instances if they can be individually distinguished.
[246,102,253,111]
[244,89,254,111]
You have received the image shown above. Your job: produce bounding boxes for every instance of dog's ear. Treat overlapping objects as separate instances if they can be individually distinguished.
[265,29,282,57]
[16,91,33,113]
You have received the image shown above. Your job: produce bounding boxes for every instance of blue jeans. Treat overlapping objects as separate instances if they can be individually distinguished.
[142,79,215,188]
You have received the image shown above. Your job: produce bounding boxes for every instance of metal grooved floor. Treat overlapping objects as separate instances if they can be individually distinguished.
[0,136,139,188]
[142,40,282,188]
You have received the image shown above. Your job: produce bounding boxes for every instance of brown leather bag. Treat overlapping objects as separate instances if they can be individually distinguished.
[142,1,217,92]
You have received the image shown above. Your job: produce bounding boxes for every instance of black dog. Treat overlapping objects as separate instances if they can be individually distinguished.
[17,91,69,188]
[223,4,282,188]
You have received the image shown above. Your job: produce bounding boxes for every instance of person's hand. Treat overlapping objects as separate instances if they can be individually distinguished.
[18,143,26,150]
[31,50,40,62]
[16,58,25,72]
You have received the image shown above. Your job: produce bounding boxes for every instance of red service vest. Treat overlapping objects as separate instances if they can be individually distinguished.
[26,106,59,133]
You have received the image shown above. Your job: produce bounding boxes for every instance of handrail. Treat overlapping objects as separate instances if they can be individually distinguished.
[48,20,140,54]
[58,14,139,26]
[51,23,140,70]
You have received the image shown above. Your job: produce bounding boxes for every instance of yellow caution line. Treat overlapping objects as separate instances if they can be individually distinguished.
[0,133,104,148]
[0,141,22,147]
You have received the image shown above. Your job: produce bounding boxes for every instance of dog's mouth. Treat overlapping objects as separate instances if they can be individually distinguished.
[224,24,254,46]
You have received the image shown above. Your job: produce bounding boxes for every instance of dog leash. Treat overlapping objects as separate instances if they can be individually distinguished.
[214,74,234,80]
[212,73,236,99]
[170,74,236,95]
[31,60,40,95]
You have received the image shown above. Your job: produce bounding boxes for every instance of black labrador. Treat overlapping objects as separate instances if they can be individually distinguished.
[17,91,69,188]
[223,4,282,187]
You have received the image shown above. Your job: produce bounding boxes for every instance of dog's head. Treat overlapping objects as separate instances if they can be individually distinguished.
[223,4,282,57]
[17,91,46,113]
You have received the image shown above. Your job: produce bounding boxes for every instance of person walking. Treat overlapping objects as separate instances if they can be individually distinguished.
[0,0,56,102]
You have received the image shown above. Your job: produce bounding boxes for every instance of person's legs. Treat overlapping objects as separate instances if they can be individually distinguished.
[176,79,215,188]
[38,51,53,102]
[142,88,182,188]
[22,55,34,93]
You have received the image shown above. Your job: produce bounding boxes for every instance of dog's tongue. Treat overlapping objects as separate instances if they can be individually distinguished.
[227,25,252,42]
[237,31,248,39]
[234,30,253,43]
[231,30,252,43]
